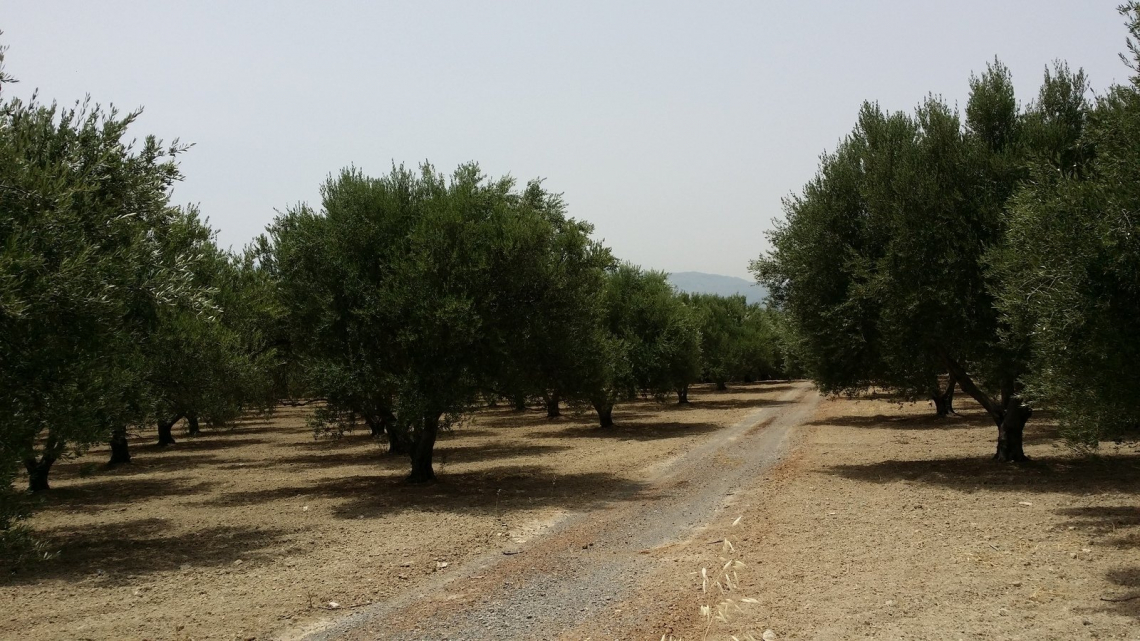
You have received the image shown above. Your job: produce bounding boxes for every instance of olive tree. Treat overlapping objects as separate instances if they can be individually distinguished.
[268,163,599,481]
[0,91,193,490]
[135,208,277,454]
[755,62,1080,460]
[486,182,613,419]
[994,4,1140,445]
[584,264,701,419]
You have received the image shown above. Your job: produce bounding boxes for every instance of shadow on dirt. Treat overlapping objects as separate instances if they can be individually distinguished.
[1,518,293,587]
[824,452,1140,496]
[34,477,220,513]
[1099,566,1140,618]
[535,421,725,442]
[686,397,797,412]
[132,437,272,454]
[808,411,994,430]
[214,442,576,471]
[202,464,647,521]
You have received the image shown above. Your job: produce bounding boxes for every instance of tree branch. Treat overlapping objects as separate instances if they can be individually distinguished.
[941,354,1003,426]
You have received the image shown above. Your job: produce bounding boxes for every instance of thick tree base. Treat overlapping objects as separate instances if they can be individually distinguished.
[405,470,437,484]
[186,415,201,436]
[387,437,410,457]
[597,407,614,429]
[108,433,132,466]
[406,413,440,484]
[994,450,1030,463]
[157,417,180,447]
[994,403,1032,462]
[715,382,728,392]
[24,457,55,492]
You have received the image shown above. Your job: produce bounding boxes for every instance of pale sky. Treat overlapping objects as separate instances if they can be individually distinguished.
[3,1,1128,278]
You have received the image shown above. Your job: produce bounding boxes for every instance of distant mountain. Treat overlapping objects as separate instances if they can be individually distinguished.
[666,271,768,305]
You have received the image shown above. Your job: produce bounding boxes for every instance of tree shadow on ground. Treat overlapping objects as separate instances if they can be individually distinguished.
[808,411,995,431]
[35,477,220,513]
[686,397,797,412]
[824,453,1140,496]
[1055,506,1140,552]
[213,442,574,471]
[131,437,270,454]
[535,421,725,442]
[51,453,225,480]
[1099,567,1140,618]
[697,381,798,395]
[0,518,293,586]
[201,464,647,521]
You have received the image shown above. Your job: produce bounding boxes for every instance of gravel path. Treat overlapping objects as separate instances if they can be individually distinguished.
[294,382,818,640]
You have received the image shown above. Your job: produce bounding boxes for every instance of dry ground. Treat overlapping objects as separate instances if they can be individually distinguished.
[630,393,1140,641]
[0,384,778,641]
[5,385,1140,641]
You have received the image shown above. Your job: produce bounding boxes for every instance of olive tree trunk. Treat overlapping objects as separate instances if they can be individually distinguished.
[407,413,441,483]
[108,428,132,466]
[157,414,182,446]
[593,400,614,429]
[944,356,1030,462]
[932,372,957,417]
[24,455,55,492]
[677,385,689,404]
[545,391,561,418]
[186,413,201,436]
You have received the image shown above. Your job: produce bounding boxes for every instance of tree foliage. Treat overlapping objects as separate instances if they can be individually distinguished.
[266,164,619,480]
[683,293,786,389]
[993,3,1140,444]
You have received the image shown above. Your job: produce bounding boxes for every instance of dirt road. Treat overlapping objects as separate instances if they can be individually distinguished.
[293,381,818,640]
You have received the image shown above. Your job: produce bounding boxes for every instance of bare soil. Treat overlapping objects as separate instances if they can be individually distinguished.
[6,385,1139,641]
[629,392,1140,640]
[1,383,783,641]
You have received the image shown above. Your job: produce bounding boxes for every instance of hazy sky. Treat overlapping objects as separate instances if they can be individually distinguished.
[4,1,1128,278]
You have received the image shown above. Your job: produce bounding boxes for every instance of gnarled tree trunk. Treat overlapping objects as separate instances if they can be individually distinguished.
[513,395,527,412]
[384,413,410,456]
[108,428,132,466]
[943,356,1030,462]
[186,413,201,436]
[157,414,182,446]
[545,391,561,418]
[677,385,689,404]
[24,455,55,492]
[995,402,1031,462]
[932,372,957,417]
[715,380,728,391]
[593,400,614,429]
[366,415,383,438]
[407,413,440,483]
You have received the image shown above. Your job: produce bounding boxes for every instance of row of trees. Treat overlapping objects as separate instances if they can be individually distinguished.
[0,79,278,502]
[261,167,791,482]
[0,40,792,549]
[756,4,1140,458]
